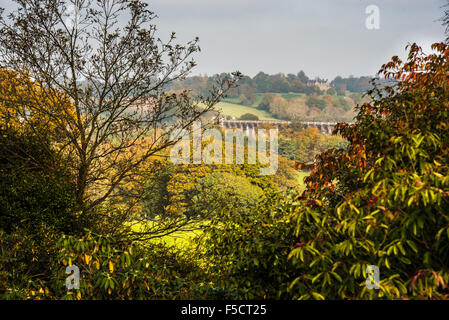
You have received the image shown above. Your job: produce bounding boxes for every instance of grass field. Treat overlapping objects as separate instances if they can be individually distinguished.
[152,228,203,250]
[131,221,205,250]
[278,92,306,100]
[215,101,277,120]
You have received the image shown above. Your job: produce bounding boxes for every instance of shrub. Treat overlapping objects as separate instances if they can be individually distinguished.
[305,96,326,111]
[238,113,259,121]
[191,172,264,217]
[286,43,449,299]
[200,193,301,299]
[0,128,80,235]
[23,232,229,300]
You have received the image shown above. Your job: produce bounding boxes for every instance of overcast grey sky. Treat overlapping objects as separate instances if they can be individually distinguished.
[0,0,446,80]
[146,0,447,80]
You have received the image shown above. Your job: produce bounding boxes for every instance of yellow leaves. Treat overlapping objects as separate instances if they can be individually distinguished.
[311,292,325,300]
[384,257,390,269]
[84,254,91,265]
[0,68,75,133]
[433,172,443,178]
[109,260,114,273]
[389,211,400,223]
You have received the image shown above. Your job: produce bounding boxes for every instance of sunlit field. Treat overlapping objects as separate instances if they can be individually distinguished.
[215,101,277,120]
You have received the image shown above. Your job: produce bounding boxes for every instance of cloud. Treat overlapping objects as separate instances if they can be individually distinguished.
[146,0,446,79]
[0,0,446,79]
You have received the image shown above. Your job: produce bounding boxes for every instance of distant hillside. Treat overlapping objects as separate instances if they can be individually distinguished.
[170,71,384,96]
[170,71,392,122]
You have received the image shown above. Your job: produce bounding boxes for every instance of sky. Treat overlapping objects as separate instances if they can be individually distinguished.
[145,0,447,80]
[0,0,446,81]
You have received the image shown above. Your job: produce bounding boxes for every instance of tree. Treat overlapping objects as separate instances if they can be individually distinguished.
[273,156,299,190]
[238,84,256,105]
[201,193,299,299]
[0,0,239,236]
[335,82,347,96]
[257,93,275,110]
[0,127,80,235]
[305,96,326,111]
[239,113,259,121]
[268,95,288,118]
[326,88,337,96]
[297,70,309,83]
[0,68,75,138]
[192,172,264,217]
[0,124,84,298]
[287,42,449,299]
[443,0,449,43]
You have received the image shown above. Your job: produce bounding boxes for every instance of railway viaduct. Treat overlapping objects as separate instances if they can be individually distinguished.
[218,119,337,135]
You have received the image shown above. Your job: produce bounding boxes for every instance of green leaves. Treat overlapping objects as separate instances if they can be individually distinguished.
[51,232,212,300]
[283,42,449,300]
[201,193,302,299]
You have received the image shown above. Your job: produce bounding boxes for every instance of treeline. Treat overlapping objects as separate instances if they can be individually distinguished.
[170,71,379,97]
[171,71,379,122]
[256,92,363,122]
[330,76,372,95]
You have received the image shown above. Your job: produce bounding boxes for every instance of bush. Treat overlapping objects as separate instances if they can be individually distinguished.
[286,43,449,299]
[191,172,264,217]
[257,93,275,110]
[0,227,60,299]
[305,96,326,111]
[0,128,80,235]
[238,113,259,121]
[200,193,301,299]
[0,128,84,299]
[13,231,231,300]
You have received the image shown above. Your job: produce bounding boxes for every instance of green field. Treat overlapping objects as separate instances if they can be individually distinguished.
[219,93,307,119]
[277,92,306,100]
[215,101,277,120]
[131,220,205,250]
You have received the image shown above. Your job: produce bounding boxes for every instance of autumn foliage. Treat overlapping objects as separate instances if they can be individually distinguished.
[287,43,449,299]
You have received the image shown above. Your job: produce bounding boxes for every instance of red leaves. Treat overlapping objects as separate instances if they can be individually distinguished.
[409,269,446,293]
[368,196,378,204]
[308,200,318,208]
